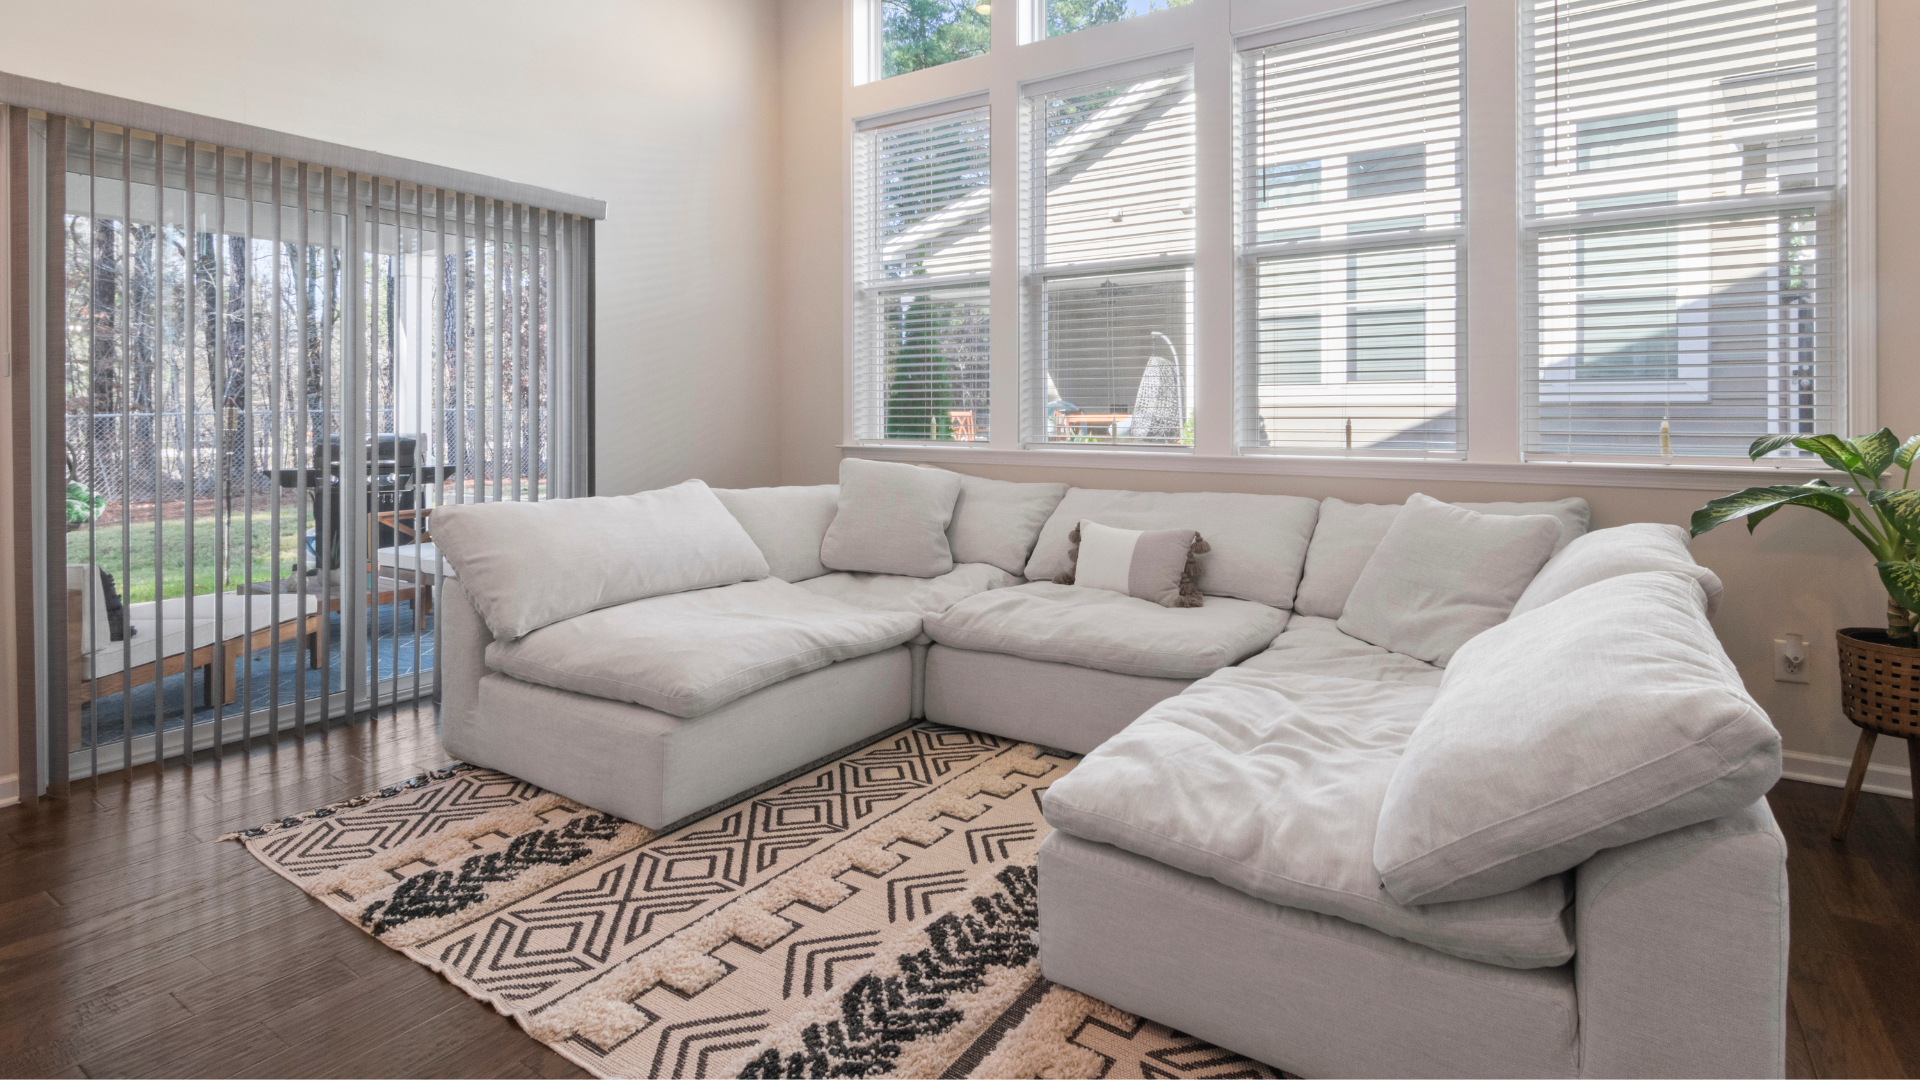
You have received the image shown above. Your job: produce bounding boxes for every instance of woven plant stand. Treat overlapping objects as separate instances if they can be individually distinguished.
[1833,627,1920,840]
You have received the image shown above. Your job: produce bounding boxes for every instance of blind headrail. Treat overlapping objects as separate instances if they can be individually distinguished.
[0,68,606,219]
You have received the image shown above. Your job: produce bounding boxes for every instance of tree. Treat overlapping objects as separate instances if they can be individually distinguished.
[881,0,989,78]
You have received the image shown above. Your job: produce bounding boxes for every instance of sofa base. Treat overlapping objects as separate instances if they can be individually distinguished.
[922,645,1191,754]
[444,647,912,830]
[1037,831,1580,1079]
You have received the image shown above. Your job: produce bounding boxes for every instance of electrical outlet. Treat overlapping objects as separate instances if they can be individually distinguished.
[1775,634,1810,683]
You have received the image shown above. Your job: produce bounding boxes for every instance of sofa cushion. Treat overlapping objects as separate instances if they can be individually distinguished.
[820,458,962,577]
[1338,495,1562,666]
[1373,571,1782,906]
[795,562,1018,619]
[946,473,1068,576]
[1512,522,1723,619]
[1057,521,1208,608]
[484,577,921,718]
[1041,667,1575,969]
[1293,496,1591,619]
[433,479,769,641]
[924,582,1286,680]
[712,485,839,583]
[1238,615,1443,687]
[1025,488,1320,610]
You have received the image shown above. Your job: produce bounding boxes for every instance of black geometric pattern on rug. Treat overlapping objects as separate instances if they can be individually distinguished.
[737,864,1040,1079]
[250,767,545,878]
[782,931,886,999]
[358,813,625,936]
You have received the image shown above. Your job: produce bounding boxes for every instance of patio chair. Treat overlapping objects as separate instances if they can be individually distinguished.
[65,565,324,746]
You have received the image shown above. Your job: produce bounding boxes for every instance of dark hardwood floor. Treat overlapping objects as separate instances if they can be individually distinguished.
[0,706,1914,1078]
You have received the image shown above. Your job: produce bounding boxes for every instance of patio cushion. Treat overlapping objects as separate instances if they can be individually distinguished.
[433,479,769,641]
[484,577,921,718]
[1025,488,1320,610]
[1040,666,1575,969]
[1238,615,1443,687]
[713,485,840,583]
[795,562,1018,619]
[923,582,1286,680]
[820,459,961,577]
[83,592,322,681]
[945,473,1068,576]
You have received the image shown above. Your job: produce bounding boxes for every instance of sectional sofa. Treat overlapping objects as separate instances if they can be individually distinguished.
[432,459,1787,1079]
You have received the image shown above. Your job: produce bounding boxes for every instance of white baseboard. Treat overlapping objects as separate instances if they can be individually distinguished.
[0,772,17,808]
[1782,749,1913,799]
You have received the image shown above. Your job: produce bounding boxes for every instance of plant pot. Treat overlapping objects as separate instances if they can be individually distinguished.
[1837,627,1920,738]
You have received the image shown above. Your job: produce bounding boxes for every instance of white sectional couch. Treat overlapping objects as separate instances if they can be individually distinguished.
[433,461,1787,1079]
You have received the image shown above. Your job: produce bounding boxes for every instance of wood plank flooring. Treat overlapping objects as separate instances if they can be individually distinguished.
[0,705,1915,1078]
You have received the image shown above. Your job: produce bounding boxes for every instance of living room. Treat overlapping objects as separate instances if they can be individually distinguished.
[1,0,1916,1077]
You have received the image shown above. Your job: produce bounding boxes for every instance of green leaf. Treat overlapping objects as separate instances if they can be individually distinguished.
[1851,428,1900,479]
[1749,434,1801,460]
[1879,561,1920,617]
[1691,483,1856,537]
[1870,489,1920,548]
[1792,434,1866,475]
[1897,434,1920,471]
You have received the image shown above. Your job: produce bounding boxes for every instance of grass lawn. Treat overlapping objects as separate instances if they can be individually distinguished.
[67,510,310,603]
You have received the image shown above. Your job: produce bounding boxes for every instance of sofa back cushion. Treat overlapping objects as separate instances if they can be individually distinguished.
[1337,494,1561,666]
[432,479,769,641]
[947,473,1068,576]
[1294,496,1591,619]
[1026,488,1320,610]
[820,458,962,577]
[1512,522,1723,618]
[713,485,839,582]
[1373,571,1781,906]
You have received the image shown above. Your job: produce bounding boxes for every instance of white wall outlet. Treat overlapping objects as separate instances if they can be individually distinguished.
[1775,634,1810,683]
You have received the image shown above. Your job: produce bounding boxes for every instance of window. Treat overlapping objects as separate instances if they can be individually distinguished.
[1522,0,1840,460]
[854,107,993,441]
[1026,65,1196,447]
[1239,13,1462,457]
[1043,0,1193,38]
[877,0,991,79]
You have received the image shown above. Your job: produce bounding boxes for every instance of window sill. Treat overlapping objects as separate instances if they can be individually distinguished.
[840,442,1835,491]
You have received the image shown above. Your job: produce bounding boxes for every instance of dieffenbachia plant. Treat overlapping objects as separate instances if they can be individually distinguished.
[1691,429,1920,647]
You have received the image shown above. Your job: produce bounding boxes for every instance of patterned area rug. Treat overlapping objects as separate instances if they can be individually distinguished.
[230,724,1281,1079]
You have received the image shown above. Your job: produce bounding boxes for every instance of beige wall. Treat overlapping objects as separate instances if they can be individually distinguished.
[0,0,786,794]
[775,0,1920,788]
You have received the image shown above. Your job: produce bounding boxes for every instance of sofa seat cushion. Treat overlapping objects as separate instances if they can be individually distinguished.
[1041,667,1574,969]
[484,578,921,719]
[924,582,1287,680]
[1239,615,1442,686]
[795,562,1018,618]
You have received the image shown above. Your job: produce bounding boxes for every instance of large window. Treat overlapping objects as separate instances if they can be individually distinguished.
[854,107,993,441]
[1027,65,1196,447]
[1522,0,1840,460]
[1239,13,1463,457]
[876,0,992,79]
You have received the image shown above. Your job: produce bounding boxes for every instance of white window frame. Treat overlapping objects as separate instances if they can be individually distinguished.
[837,0,1875,490]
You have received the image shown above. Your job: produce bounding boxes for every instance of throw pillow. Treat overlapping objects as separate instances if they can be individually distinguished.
[946,473,1068,576]
[1510,522,1724,619]
[1337,493,1561,665]
[819,458,962,577]
[1052,519,1209,607]
[1373,571,1781,905]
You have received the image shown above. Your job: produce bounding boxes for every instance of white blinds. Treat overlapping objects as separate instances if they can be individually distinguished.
[1027,67,1196,447]
[853,107,992,442]
[1239,13,1462,457]
[1521,0,1840,461]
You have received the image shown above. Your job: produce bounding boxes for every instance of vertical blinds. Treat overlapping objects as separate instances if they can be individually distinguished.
[1028,67,1196,447]
[1521,0,1840,461]
[853,107,992,442]
[1239,13,1463,457]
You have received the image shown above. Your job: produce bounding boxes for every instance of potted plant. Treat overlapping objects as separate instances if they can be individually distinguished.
[65,480,104,532]
[1692,428,1920,839]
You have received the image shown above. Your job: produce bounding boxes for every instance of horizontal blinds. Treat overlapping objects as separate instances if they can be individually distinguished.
[854,107,992,442]
[1239,13,1463,456]
[1029,68,1195,446]
[1521,0,1841,461]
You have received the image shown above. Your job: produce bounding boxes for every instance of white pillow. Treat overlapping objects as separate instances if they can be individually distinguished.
[431,479,770,641]
[1512,522,1724,619]
[1337,494,1561,665]
[1293,496,1590,620]
[1058,520,1207,607]
[820,458,962,577]
[1374,571,1781,905]
[712,485,839,582]
[946,473,1068,576]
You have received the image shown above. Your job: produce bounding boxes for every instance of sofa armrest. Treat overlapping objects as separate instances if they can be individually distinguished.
[1574,798,1788,1079]
[438,577,493,757]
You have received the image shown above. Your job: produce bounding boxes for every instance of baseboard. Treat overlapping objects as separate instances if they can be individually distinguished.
[0,772,17,808]
[1783,750,1913,799]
